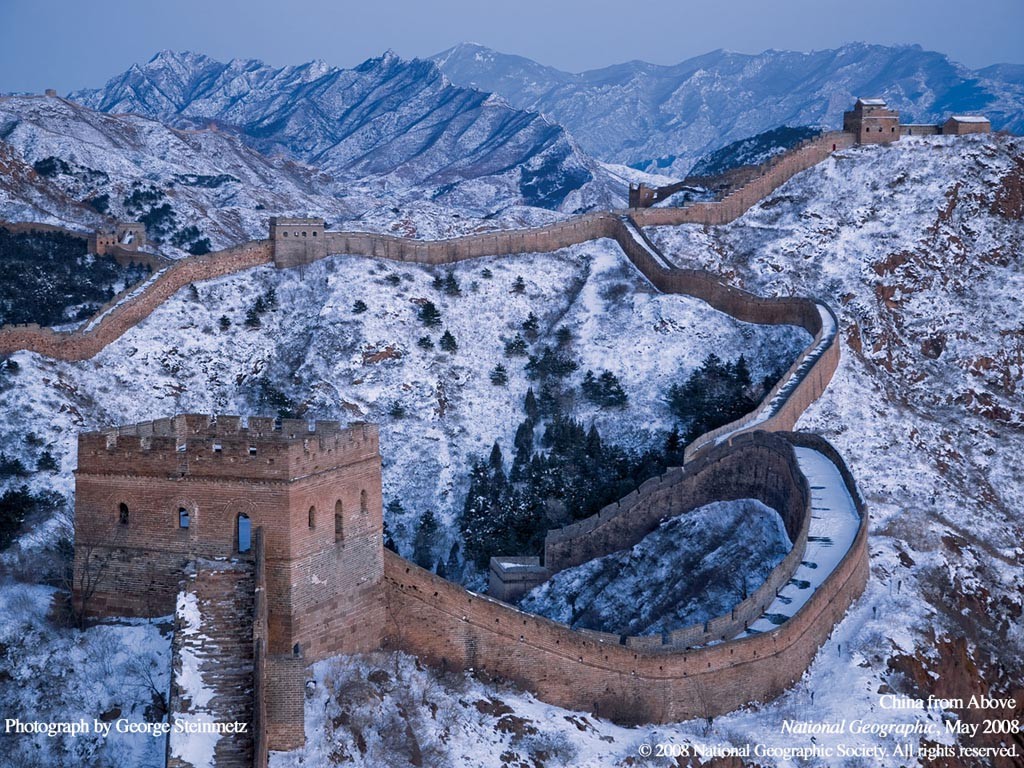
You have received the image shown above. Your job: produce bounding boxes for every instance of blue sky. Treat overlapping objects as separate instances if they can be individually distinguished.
[1,0,1022,93]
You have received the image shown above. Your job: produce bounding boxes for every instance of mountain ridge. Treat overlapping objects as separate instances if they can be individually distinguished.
[432,41,1024,173]
[69,50,616,212]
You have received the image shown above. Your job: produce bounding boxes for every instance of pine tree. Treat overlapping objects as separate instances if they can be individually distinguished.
[264,286,279,311]
[439,330,458,352]
[490,363,508,385]
[489,441,504,471]
[418,301,442,326]
[522,312,540,339]
[412,509,440,569]
[443,272,461,296]
[445,542,461,581]
[504,334,528,357]
[524,387,539,422]
[417,335,434,350]
[382,517,398,553]
[481,267,493,279]
[512,275,526,294]
[37,450,58,472]
[555,326,573,347]
[218,315,231,331]
[352,299,368,314]
[597,370,627,408]
[432,273,445,291]
[244,307,261,328]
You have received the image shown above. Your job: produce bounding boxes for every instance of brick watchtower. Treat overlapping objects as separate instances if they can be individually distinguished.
[73,414,385,659]
[843,98,900,143]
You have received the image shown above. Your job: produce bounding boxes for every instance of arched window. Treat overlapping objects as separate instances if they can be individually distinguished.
[334,500,343,543]
[237,514,251,553]
[178,507,190,528]
[360,490,368,514]
[308,505,316,529]
[118,502,129,526]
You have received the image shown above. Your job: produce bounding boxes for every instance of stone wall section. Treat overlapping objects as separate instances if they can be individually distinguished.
[0,129,853,360]
[0,240,271,359]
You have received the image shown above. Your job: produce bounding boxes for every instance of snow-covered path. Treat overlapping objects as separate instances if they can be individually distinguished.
[741,447,861,635]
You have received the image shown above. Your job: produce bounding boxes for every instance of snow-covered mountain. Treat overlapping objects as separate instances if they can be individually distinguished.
[433,42,1024,174]
[0,94,352,251]
[68,50,618,212]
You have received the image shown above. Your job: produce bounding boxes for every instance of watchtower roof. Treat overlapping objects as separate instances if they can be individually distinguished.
[856,98,887,107]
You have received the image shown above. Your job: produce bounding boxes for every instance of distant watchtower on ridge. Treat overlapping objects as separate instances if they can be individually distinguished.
[843,98,900,143]
[269,217,326,268]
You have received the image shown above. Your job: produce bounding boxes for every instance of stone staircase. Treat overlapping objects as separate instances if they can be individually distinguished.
[168,559,256,768]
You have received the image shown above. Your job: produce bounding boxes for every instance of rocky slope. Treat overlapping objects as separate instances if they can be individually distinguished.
[648,133,1024,764]
[434,42,1024,174]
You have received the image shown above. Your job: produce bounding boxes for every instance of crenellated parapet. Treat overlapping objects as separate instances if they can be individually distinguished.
[78,414,377,482]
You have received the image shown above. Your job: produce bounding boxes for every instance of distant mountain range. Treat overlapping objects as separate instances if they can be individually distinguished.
[3,42,1021,242]
[432,42,1024,174]
[69,50,615,212]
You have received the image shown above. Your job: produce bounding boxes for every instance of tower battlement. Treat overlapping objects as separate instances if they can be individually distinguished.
[77,414,378,481]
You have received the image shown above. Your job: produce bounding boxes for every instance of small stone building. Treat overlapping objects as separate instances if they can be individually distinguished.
[943,115,991,135]
[843,98,901,143]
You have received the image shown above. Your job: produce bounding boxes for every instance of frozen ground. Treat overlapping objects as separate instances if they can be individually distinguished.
[0,582,171,768]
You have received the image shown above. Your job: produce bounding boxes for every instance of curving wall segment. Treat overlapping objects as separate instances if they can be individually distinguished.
[383,431,868,725]
[0,127,854,361]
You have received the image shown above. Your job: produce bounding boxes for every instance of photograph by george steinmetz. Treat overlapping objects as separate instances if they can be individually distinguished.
[0,0,1021,766]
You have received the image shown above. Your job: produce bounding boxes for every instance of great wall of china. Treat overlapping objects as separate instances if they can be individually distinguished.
[9,105,994,765]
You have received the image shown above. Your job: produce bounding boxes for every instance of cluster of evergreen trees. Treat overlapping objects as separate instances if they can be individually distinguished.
[457,388,682,570]
[667,353,767,441]
[0,227,151,326]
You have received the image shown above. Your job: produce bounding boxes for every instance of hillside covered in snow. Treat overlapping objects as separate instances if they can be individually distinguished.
[0,49,1021,765]
[519,498,791,636]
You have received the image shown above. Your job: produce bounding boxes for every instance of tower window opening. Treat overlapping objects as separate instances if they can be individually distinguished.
[360,490,368,514]
[237,513,251,553]
[309,506,316,529]
[334,500,343,542]
[178,507,190,528]
[118,502,129,526]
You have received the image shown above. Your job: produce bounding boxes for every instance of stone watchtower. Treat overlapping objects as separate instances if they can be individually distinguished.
[843,98,900,144]
[73,414,385,659]
[269,217,327,268]
[87,222,147,256]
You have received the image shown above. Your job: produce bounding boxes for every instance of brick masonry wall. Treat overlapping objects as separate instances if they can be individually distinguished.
[544,431,808,570]
[382,432,868,724]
